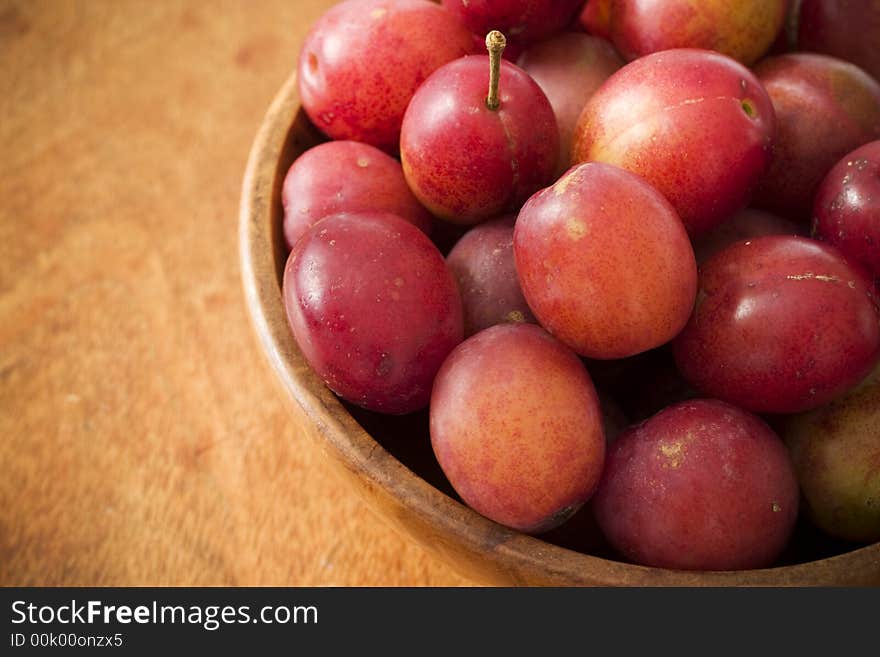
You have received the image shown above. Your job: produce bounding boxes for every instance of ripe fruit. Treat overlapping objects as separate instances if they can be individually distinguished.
[282,212,462,415]
[517,32,623,175]
[297,0,473,151]
[277,2,880,571]
[607,0,787,66]
[514,162,697,359]
[572,48,776,236]
[592,399,799,571]
[441,0,584,45]
[281,140,432,249]
[673,236,880,414]
[812,140,880,279]
[783,364,880,544]
[751,53,880,221]
[445,215,535,337]
[430,323,605,533]
[400,33,558,224]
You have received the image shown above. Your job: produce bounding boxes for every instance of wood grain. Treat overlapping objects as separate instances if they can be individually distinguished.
[0,0,470,586]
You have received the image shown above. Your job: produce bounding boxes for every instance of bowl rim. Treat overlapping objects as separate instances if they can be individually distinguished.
[238,69,880,586]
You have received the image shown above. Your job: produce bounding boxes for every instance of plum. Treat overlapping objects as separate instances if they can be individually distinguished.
[797,0,880,81]
[783,364,880,544]
[514,162,697,360]
[445,215,535,337]
[430,323,605,533]
[282,211,462,415]
[281,141,433,250]
[592,399,799,571]
[441,0,585,45]
[571,48,776,236]
[673,235,880,414]
[297,0,474,151]
[751,53,880,221]
[607,0,787,66]
[692,207,803,264]
[517,32,623,175]
[400,36,558,224]
[812,140,880,279]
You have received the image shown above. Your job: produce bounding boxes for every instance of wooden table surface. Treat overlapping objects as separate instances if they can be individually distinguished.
[0,0,470,586]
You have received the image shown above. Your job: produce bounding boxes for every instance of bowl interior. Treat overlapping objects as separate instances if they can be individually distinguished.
[240,72,880,586]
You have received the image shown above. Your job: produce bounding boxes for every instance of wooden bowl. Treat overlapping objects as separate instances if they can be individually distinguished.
[239,70,880,586]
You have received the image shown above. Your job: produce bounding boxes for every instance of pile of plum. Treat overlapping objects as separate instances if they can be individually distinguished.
[279,0,880,571]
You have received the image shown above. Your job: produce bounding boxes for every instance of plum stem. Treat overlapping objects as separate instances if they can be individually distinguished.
[486,30,506,111]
